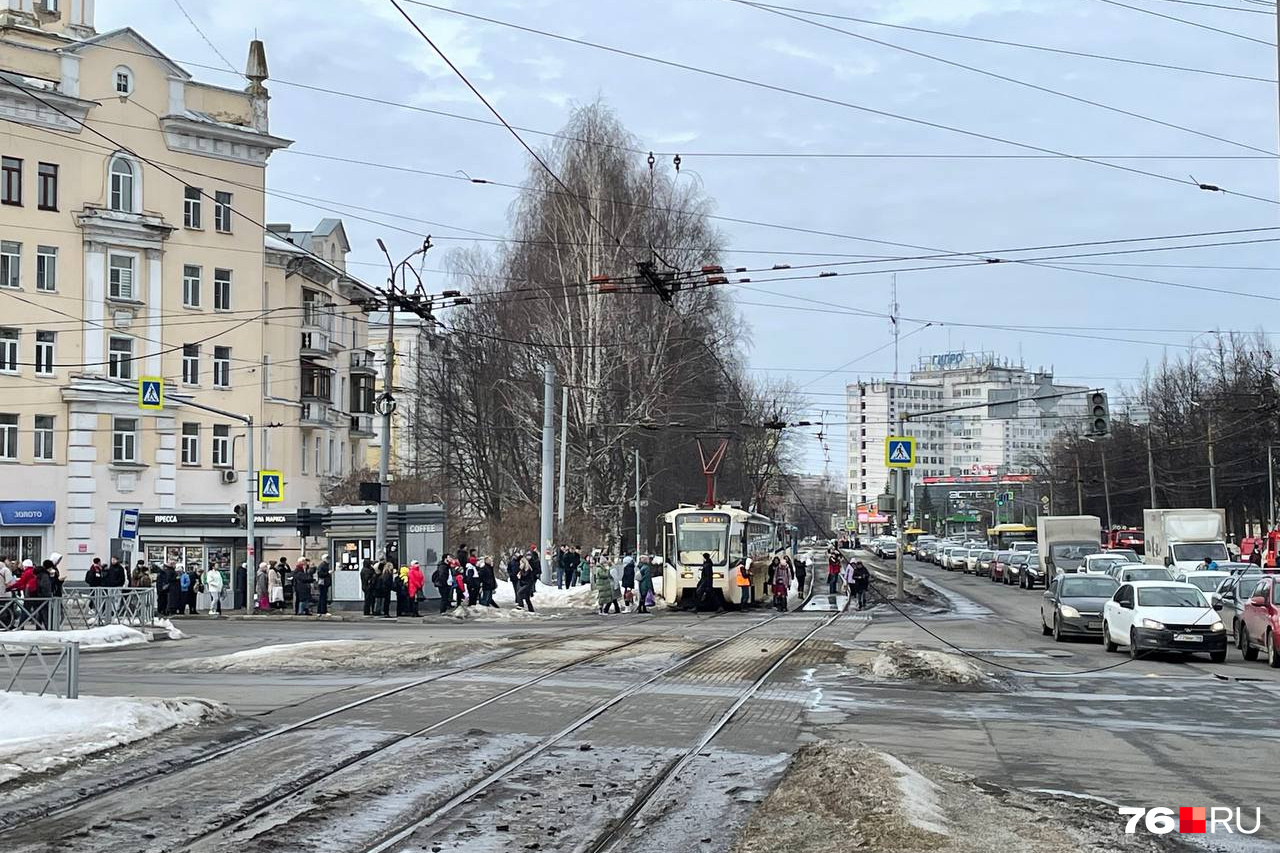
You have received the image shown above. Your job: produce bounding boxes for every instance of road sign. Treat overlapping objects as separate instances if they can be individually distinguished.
[118,508,139,541]
[885,436,916,469]
[138,377,164,411]
[257,471,284,503]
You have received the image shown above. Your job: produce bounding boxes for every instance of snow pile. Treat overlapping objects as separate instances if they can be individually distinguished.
[0,693,229,785]
[166,640,464,673]
[149,618,187,640]
[867,641,989,685]
[443,604,558,622]
[880,752,948,836]
[0,625,148,649]
[492,581,597,609]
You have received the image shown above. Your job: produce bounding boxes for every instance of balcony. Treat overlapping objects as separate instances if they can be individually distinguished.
[349,414,375,437]
[350,349,377,375]
[300,402,334,428]
[300,363,334,403]
[300,331,331,359]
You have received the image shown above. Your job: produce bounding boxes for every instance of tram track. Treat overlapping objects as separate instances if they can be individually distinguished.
[0,621,658,835]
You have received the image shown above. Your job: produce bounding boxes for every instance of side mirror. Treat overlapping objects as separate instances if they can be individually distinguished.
[1250,595,1267,607]
[1212,602,1224,612]
[1120,600,1134,610]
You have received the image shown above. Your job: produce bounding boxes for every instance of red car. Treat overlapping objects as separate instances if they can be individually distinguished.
[989,551,1012,584]
[1240,575,1280,668]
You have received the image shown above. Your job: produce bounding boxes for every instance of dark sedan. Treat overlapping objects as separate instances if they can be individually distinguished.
[1003,552,1030,585]
[1041,574,1119,641]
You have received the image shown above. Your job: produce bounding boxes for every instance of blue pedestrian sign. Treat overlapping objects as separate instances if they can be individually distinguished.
[885,436,916,469]
[138,377,164,411]
[257,470,284,503]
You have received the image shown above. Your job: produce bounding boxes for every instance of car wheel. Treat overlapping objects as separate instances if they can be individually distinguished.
[1103,622,1118,653]
[1236,623,1246,650]
[1052,616,1064,642]
[1268,631,1280,669]
[1128,629,1144,660]
[1243,628,1260,661]
[1210,649,1227,664]
[1041,615,1052,636]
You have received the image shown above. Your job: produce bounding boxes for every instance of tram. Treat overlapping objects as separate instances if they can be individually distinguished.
[657,504,778,608]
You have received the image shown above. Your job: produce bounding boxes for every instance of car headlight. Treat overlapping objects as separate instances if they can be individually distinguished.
[1141,618,1165,630]
[1210,620,1225,632]
[1059,605,1081,619]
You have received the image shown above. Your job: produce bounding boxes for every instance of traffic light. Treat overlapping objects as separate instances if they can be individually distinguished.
[233,504,247,526]
[1087,391,1111,436]
[297,507,313,538]
[996,493,1006,507]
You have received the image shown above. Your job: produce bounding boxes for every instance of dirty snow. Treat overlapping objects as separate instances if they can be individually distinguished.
[0,693,229,785]
[443,603,560,621]
[149,618,187,640]
[492,581,597,609]
[880,751,948,836]
[0,625,148,649]
[865,641,992,685]
[165,639,465,673]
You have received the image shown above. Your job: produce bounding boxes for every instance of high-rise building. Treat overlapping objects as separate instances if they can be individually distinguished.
[847,352,1088,515]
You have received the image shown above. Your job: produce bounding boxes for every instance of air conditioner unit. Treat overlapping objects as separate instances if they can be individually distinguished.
[220,469,239,484]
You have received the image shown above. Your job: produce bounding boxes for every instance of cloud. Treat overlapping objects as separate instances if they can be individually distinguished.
[762,37,879,79]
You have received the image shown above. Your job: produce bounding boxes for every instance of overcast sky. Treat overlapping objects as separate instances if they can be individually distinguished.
[103,0,1280,476]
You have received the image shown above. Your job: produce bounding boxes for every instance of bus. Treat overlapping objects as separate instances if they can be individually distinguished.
[988,523,1036,551]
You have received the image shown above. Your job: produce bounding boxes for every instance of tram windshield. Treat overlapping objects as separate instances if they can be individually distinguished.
[675,513,730,566]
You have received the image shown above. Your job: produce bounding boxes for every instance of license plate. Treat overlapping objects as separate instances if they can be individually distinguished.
[1174,633,1202,642]
[1087,621,1101,630]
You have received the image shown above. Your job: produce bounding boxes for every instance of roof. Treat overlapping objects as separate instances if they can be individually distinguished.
[63,28,191,80]
[1124,579,1196,587]
[263,232,377,298]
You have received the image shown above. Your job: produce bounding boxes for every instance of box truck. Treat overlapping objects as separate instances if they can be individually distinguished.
[1034,515,1103,586]
[1142,509,1228,572]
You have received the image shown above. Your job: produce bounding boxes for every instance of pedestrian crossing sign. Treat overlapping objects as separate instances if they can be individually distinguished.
[258,470,284,503]
[885,436,916,469]
[138,377,164,411]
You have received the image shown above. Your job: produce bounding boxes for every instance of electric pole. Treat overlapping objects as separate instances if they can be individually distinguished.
[540,362,556,583]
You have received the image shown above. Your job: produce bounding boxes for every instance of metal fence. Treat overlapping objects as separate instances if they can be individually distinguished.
[0,588,155,632]
[0,639,79,698]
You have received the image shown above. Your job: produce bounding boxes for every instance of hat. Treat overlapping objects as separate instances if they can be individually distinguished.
[48,551,63,565]
[411,560,420,567]
[21,559,33,568]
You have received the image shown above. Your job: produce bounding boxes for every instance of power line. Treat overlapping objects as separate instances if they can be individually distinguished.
[170,0,240,75]
[401,0,1280,206]
[1091,0,1275,45]
[729,0,1276,156]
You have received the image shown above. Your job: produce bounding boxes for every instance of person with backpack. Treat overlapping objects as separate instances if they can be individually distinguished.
[464,558,481,607]
[432,558,453,614]
[851,561,872,611]
[204,564,225,617]
[478,556,499,608]
[772,555,792,612]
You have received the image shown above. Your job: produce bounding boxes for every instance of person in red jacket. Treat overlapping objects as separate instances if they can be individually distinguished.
[406,560,424,616]
[6,559,36,596]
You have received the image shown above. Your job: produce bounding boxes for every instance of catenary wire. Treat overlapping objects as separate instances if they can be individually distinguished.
[1091,0,1275,45]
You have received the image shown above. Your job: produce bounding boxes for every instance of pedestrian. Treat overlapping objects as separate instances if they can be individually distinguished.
[6,559,38,628]
[555,545,569,589]
[378,563,394,617]
[478,556,498,608]
[621,554,636,613]
[204,564,224,617]
[255,562,270,611]
[130,560,150,588]
[767,555,778,594]
[840,557,857,596]
[637,555,655,614]
[155,562,172,617]
[826,548,841,596]
[516,555,536,612]
[733,561,751,607]
[506,552,522,602]
[269,562,285,610]
[465,557,481,606]
[314,557,331,616]
[0,558,14,629]
[432,558,453,613]
[794,556,807,596]
[46,551,65,598]
[773,555,792,612]
[394,565,409,616]
[567,546,583,587]
[292,560,312,616]
[360,558,377,616]
[695,553,715,611]
[86,557,104,588]
[184,564,201,615]
[595,560,619,614]
[106,556,126,589]
[851,561,871,610]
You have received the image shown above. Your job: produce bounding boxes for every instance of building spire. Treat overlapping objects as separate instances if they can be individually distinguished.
[245,39,270,132]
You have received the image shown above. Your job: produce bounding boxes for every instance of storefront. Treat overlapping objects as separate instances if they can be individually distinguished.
[324,504,446,603]
[0,500,55,565]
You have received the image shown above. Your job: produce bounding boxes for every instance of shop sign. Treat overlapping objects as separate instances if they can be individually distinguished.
[0,500,56,526]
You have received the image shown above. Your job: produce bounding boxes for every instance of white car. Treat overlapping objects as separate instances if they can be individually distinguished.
[1081,553,1127,575]
[1101,580,1228,662]
[1173,570,1231,595]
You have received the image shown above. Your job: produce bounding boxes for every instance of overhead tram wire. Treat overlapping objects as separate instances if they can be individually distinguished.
[729,0,1277,156]
[1144,0,1272,11]
[1090,0,1276,45]
[400,1,1280,206]
[170,0,240,75]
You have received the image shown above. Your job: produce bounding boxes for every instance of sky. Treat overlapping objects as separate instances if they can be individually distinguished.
[101,0,1280,477]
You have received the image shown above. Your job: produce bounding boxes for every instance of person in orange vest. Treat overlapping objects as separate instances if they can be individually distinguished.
[734,561,752,607]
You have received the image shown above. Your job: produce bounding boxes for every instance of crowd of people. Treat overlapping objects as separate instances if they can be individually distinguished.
[827,546,873,610]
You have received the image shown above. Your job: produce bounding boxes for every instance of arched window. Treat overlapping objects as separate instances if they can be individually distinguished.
[113,66,134,97]
[109,157,135,213]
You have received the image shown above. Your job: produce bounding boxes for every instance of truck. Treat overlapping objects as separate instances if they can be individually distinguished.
[1034,515,1104,586]
[1142,509,1229,572]
[1106,527,1144,555]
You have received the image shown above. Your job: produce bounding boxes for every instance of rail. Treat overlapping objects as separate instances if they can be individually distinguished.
[0,639,79,698]
[0,589,155,632]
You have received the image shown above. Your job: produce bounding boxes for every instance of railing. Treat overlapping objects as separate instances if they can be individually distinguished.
[350,413,373,434]
[350,349,376,370]
[301,330,331,354]
[0,640,79,698]
[300,402,333,426]
[0,588,155,633]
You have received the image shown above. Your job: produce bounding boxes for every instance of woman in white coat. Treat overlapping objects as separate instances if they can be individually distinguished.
[204,565,225,616]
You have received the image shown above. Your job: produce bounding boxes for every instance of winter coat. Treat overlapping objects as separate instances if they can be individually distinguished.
[86,564,104,587]
[638,564,654,599]
[291,568,312,601]
[316,561,332,591]
[35,566,53,598]
[0,562,13,598]
[255,569,270,598]
[130,568,152,588]
[360,562,376,593]
[851,565,871,593]
[478,562,497,591]
[621,560,636,590]
[407,565,425,598]
[593,565,617,605]
[773,561,792,591]
[432,561,451,588]
[106,562,127,587]
[204,568,224,595]
[517,564,536,598]
[6,566,36,596]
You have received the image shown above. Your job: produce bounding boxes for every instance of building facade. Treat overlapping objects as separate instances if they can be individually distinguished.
[0,4,376,578]
[366,311,437,476]
[847,352,1088,516]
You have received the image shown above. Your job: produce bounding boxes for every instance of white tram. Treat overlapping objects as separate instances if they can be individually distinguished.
[658,505,778,608]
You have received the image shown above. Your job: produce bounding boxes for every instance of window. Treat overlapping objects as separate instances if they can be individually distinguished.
[0,414,15,460]
[33,162,58,211]
[314,436,320,475]
[108,254,134,299]
[35,246,56,291]
[111,417,137,464]
[182,344,199,385]
[212,424,230,467]
[108,336,133,379]
[300,436,307,474]
[0,241,19,288]
[34,331,54,376]
[214,191,232,232]
[113,67,133,96]
[182,264,201,308]
[181,422,200,466]
[213,346,230,388]
[262,355,272,397]
[213,269,231,310]
[109,157,135,212]
[183,186,202,229]
[33,415,53,461]
[1,157,20,206]
[339,441,346,476]
[0,328,17,373]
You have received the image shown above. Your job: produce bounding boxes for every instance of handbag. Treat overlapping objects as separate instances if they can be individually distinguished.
[269,585,284,603]
[644,591,655,607]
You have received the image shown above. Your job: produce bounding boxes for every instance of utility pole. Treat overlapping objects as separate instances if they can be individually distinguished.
[1100,448,1112,530]
[1075,450,1084,515]
[1269,444,1276,533]
[895,466,907,601]
[540,362,556,584]
[245,416,254,613]
[1146,423,1158,509]
[634,448,642,553]
[1208,416,1217,510]
[557,387,568,530]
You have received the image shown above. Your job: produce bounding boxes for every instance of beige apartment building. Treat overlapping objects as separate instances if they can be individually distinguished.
[0,2,377,578]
